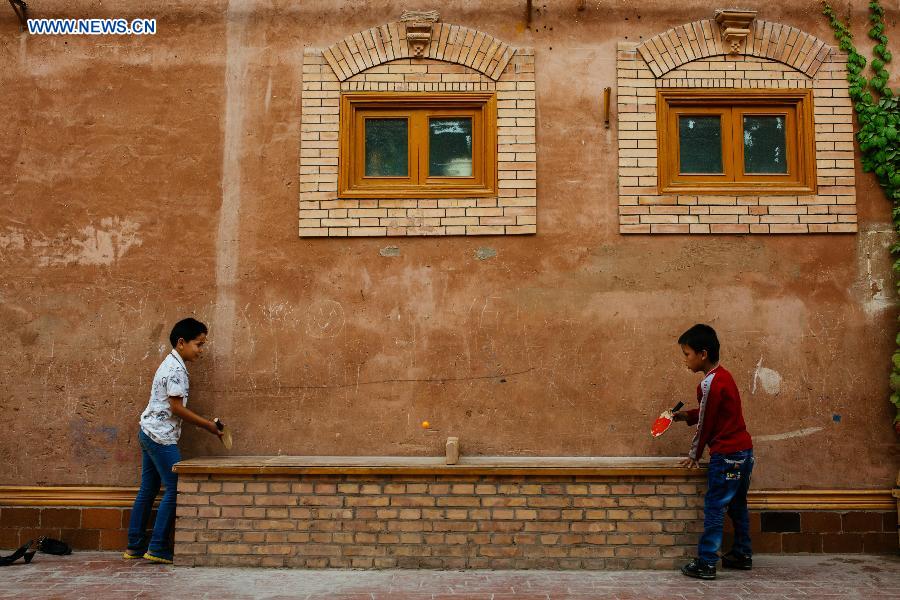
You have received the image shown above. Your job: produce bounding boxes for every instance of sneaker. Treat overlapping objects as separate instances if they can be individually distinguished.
[142,551,173,564]
[122,548,144,560]
[681,558,716,580]
[721,551,752,570]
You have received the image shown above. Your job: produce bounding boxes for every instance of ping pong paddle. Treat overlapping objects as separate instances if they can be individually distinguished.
[650,401,684,437]
[214,418,233,450]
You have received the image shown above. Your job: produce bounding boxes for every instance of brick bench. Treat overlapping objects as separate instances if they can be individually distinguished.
[172,456,706,569]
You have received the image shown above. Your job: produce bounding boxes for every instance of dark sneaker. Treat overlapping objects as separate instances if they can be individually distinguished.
[722,551,752,570]
[122,548,144,560]
[681,558,716,580]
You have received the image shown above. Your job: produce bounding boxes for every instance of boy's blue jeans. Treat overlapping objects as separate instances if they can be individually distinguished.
[698,449,754,566]
[127,428,180,560]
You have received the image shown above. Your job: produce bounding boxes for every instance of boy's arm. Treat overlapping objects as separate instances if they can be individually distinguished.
[689,383,723,461]
[168,397,220,435]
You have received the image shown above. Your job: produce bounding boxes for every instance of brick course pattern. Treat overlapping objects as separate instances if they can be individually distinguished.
[300,22,536,237]
[616,18,857,234]
[0,507,142,551]
[174,475,704,569]
[0,502,893,557]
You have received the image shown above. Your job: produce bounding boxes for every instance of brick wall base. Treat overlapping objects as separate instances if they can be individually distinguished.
[175,474,706,569]
[725,510,897,554]
[0,506,147,551]
[1,486,895,561]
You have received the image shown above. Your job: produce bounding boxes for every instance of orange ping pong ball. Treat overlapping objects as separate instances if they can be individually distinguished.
[421,420,430,429]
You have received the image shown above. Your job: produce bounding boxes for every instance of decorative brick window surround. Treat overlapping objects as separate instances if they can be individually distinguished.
[617,12,857,234]
[300,14,536,237]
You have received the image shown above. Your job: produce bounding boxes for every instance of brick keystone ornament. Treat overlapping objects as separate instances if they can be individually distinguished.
[401,10,440,57]
[715,8,757,54]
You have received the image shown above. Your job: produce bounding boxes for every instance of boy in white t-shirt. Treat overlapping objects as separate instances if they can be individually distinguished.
[124,318,222,564]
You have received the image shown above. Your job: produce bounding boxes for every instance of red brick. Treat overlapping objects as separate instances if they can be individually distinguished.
[174,530,197,543]
[0,508,39,528]
[99,529,129,551]
[618,522,662,533]
[254,495,298,507]
[753,532,783,553]
[0,528,19,548]
[802,512,842,533]
[841,512,885,533]
[528,497,570,508]
[211,495,254,506]
[177,481,199,493]
[862,532,898,553]
[82,509,123,530]
[18,528,62,543]
[40,508,81,529]
[748,512,761,532]
[479,545,521,558]
[65,529,101,550]
[883,511,898,532]
[782,533,823,553]
[822,533,864,552]
[178,494,210,506]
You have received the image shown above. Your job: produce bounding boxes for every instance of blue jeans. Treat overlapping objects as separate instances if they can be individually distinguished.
[698,449,754,566]
[127,428,180,559]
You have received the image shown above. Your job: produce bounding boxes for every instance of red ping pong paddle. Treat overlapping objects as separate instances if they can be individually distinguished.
[650,401,684,437]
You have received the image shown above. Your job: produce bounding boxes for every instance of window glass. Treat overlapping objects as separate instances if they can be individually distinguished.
[429,118,473,177]
[678,115,723,174]
[365,118,408,177]
[743,115,788,174]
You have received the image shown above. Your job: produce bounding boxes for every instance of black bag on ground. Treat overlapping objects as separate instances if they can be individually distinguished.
[37,537,71,555]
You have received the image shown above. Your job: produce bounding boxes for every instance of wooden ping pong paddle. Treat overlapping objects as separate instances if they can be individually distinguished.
[650,401,684,437]
[214,418,233,450]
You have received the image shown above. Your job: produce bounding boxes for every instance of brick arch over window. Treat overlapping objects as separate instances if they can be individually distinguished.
[616,14,856,235]
[299,20,536,237]
[323,22,516,82]
[636,18,832,79]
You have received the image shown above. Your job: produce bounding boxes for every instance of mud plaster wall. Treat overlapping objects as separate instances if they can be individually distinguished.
[0,0,897,489]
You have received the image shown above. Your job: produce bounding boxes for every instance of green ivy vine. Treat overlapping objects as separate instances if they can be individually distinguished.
[823,0,900,431]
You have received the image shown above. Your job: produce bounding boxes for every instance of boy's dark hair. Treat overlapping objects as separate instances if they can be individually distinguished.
[678,324,720,363]
[169,318,208,347]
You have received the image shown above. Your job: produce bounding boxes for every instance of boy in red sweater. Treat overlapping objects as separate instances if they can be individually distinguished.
[672,324,753,580]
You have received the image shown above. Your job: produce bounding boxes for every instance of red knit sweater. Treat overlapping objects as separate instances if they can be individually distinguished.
[684,365,752,460]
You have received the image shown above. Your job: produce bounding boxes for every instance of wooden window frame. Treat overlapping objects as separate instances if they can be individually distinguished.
[339,92,497,199]
[657,89,816,195]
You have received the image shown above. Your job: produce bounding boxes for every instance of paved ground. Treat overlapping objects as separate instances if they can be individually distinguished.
[0,552,898,599]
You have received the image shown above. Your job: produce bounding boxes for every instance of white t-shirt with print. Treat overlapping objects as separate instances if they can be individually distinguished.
[139,350,189,445]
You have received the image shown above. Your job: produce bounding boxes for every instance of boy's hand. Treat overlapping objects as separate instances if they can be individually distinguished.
[672,411,688,422]
[206,420,224,438]
[679,457,700,469]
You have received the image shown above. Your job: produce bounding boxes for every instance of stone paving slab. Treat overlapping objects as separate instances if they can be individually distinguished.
[0,552,898,599]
